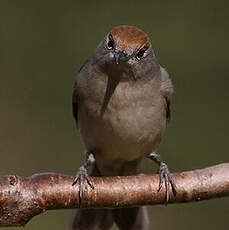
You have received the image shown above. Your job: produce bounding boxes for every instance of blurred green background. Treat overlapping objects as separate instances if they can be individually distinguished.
[0,0,229,229]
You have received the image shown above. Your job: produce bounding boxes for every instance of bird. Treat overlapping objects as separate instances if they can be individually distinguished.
[70,25,176,230]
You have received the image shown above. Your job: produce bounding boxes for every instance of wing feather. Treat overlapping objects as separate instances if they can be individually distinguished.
[160,66,174,122]
[72,58,91,127]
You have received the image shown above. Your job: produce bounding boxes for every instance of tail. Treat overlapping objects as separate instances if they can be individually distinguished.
[69,206,149,230]
[113,207,149,230]
[69,208,114,230]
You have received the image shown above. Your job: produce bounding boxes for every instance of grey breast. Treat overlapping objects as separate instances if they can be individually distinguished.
[76,61,167,168]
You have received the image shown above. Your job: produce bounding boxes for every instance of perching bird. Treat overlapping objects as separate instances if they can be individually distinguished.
[70,25,176,230]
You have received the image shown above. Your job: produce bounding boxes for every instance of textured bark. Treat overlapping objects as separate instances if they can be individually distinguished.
[0,163,229,227]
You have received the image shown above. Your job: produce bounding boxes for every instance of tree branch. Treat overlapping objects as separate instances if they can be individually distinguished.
[0,163,229,227]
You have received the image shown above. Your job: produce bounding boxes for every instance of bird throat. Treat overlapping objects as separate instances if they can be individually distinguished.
[100,69,120,117]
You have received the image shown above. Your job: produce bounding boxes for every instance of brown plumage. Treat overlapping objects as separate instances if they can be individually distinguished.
[110,25,151,53]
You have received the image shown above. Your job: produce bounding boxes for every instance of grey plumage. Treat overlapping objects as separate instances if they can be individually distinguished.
[70,25,174,230]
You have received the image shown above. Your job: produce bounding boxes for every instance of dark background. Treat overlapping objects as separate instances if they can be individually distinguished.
[0,1,229,229]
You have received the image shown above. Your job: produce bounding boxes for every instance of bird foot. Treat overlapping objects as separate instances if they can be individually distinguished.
[158,162,177,204]
[72,166,94,206]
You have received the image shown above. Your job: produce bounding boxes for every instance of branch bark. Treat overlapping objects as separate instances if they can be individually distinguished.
[0,163,229,227]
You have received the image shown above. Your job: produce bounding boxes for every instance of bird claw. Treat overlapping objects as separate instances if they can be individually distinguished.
[158,162,176,204]
[72,166,94,206]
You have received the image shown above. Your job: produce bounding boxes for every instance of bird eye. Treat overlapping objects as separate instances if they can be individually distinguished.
[136,46,148,60]
[107,34,114,50]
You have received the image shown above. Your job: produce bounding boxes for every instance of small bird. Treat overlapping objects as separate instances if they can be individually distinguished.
[70,25,176,230]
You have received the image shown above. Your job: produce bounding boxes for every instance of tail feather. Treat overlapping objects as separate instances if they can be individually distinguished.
[69,207,149,230]
[69,209,113,230]
[113,207,149,230]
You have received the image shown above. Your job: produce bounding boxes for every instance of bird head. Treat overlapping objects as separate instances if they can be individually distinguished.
[94,25,160,78]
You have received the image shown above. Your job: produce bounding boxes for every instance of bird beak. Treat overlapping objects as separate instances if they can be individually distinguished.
[114,51,127,65]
